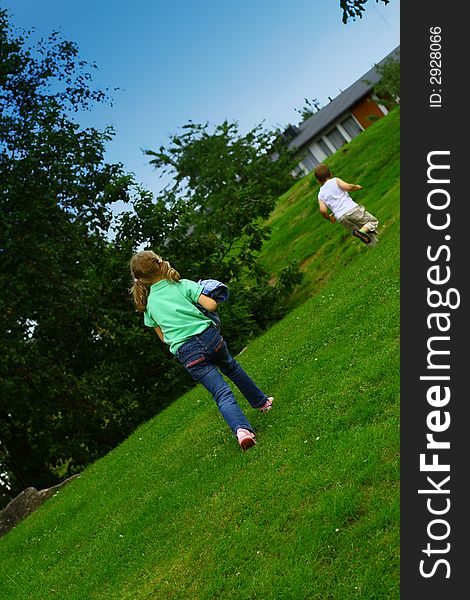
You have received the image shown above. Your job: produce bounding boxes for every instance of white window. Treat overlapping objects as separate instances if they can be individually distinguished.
[340,115,363,139]
[308,143,327,162]
[326,127,347,151]
[301,149,319,171]
[317,138,333,157]
[293,164,307,177]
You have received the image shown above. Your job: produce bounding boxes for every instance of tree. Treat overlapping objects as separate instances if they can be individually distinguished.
[372,53,400,109]
[0,9,157,505]
[340,0,390,24]
[295,98,321,122]
[141,121,297,280]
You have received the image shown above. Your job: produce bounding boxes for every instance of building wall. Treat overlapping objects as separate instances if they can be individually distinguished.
[350,95,386,129]
[297,112,364,175]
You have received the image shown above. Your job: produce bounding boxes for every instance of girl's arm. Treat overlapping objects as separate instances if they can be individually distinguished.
[154,326,164,342]
[336,177,362,192]
[198,293,218,312]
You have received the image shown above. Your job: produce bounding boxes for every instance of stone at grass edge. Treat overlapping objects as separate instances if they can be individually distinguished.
[0,474,80,538]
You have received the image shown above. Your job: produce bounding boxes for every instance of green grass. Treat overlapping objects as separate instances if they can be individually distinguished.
[0,109,400,599]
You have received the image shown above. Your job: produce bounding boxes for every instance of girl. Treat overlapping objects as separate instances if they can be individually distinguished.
[129,251,273,450]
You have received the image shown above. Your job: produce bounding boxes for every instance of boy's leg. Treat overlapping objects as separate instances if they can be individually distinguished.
[339,206,379,244]
[339,206,379,234]
[358,209,379,245]
[352,229,372,244]
[355,205,379,234]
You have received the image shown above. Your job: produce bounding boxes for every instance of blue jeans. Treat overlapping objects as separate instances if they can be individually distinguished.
[175,327,267,435]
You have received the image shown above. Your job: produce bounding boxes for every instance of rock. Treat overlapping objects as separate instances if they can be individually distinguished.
[0,474,80,538]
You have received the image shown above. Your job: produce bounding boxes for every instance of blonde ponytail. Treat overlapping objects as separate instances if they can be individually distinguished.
[129,251,181,311]
[159,260,180,283]
[131,279,149,312]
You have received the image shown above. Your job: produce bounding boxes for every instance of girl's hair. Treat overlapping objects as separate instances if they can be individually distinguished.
[129,250,180,312]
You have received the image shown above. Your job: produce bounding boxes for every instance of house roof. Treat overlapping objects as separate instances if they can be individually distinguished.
[289,45,400,151]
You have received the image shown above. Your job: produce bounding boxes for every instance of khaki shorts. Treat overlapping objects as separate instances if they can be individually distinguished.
[338,205,379,233]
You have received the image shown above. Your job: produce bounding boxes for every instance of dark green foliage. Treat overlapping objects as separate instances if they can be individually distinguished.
[340,0,390,24]
[295,97,321,122]
[217,261,303,355]
[0,10,185,505]
[0,9,118,499]
[142,120,297,279]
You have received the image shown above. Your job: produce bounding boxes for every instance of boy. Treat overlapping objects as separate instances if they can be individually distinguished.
[313,163,379,245]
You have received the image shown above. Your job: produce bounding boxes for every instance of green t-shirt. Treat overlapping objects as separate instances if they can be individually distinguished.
[144,279,213,354]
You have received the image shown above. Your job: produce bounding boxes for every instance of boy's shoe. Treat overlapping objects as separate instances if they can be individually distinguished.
[352,229,371,244]
[259,397,274,413]
[236,428,256,450]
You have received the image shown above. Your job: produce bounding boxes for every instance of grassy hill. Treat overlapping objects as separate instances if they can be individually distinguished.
[260,106,400,308]
[0,109,400,599]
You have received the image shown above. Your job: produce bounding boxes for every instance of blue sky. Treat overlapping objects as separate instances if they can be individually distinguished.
[2,1,400,198]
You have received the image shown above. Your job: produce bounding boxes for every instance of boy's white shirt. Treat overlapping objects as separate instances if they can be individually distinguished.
[318,177,357,219]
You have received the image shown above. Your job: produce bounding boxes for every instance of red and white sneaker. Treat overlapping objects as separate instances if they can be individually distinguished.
[236,428,256,450]
[259,397,274,413]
